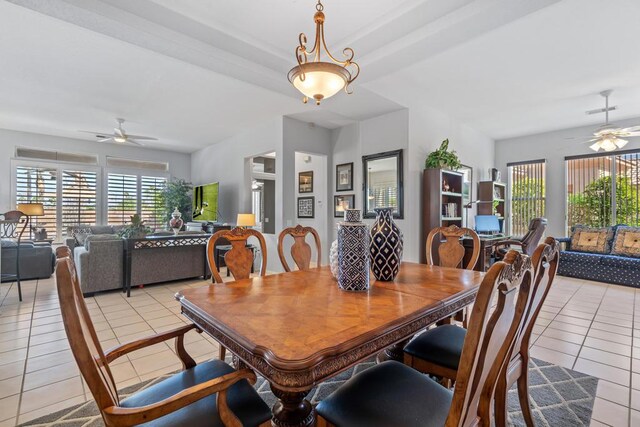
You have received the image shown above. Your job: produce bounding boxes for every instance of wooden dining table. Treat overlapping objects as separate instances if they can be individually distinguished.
[175,262,484,427]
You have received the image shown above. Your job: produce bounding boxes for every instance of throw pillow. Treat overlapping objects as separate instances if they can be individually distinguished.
[612,227,640,258]
[75,232,91,246]
[570,226,613,253]
[71,226,93,245]
[84,234,122,250]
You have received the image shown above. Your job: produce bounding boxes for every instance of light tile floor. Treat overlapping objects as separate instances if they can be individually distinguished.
[0,273,636,426]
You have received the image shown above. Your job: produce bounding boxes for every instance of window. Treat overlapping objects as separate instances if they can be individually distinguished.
[566,151,640,232]
[141,176,167,230]
[62,170,98,234]
[15,166,58,238]
[107,173,138,225]
[508,160,546,236]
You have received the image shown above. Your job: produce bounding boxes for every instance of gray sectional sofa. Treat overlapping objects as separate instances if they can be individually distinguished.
[66,226,210,296]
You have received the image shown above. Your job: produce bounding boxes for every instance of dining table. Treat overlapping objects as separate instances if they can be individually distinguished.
[175,261,484,427]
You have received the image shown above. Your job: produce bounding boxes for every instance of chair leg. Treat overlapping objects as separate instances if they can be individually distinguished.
[494,376,509,427]
[517,372,535,427]
[219,345,227,362]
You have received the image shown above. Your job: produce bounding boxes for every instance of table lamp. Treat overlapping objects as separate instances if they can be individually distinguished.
[236,213,256,229]
[17,202,45,240]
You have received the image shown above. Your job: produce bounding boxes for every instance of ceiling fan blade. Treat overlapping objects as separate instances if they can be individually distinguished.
[97,137,113,143]
[123,134,158,141]
[79,130,109,135]
[621,125,640,132]
[114,127,125,137]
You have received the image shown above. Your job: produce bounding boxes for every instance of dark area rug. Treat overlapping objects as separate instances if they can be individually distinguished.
[20,357,597,426]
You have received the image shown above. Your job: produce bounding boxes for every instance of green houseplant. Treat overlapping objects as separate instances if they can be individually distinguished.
[118,214,151,239]
[161,179,193,224]
[425,139,461,170]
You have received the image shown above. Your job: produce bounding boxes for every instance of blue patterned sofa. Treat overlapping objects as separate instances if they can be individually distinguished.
[558,225,640,288]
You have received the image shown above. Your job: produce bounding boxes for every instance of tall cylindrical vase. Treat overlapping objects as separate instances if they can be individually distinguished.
[370,208,404,281]
[337,209,370,291]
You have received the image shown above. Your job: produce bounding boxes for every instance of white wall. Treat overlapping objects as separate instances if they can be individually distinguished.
[329,107,495,263]
[0,128,191,213]
[495,117,640,238]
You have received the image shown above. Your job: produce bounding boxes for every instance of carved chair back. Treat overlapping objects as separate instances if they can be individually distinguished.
[277,225,322,272]
[446,250,534,427]
[426,225,480,270]
[0,210,27,239]
[55,247,120,414]
[520,217,548,256]
[207,227,268,283]
[512,237,559,360]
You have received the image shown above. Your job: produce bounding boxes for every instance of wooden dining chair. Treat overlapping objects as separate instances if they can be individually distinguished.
[277,225,321,272]
[426,225,480,326]
[315,250,534,427]
[426,224,480,269]
[206,227,268,283]
[403,240,558,427]
[495,237,559,427]
[54,247,272,427]
[206,227,267,361]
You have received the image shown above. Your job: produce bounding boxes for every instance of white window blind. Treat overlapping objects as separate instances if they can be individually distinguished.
[108,173,138,225]
[141,176,167,231]
[508,160,546,236]
[15,166,58,237]
[62,170,97,235]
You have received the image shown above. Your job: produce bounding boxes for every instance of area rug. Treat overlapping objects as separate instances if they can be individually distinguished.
[21,357,597,427]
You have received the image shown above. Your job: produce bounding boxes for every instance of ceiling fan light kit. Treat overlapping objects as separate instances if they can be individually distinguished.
[288,0,359,105]
[584,90,640,152]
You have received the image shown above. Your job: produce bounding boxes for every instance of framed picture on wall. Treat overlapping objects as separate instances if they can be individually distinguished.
[298,171,314,193]
[336,162,353,192]
[297,197,315,218]
[334,194,355,217]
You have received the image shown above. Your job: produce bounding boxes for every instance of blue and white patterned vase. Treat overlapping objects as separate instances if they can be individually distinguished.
[369,207,403,281]
[337,209,370,291]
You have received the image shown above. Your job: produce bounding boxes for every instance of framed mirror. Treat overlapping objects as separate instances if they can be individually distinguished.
[362,149,404,219]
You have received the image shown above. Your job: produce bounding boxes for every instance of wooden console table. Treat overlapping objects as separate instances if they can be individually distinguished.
[123,234,211,297]
[176,262,483,426]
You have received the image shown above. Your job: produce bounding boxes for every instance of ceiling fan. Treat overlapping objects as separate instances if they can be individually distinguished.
[80,118,157,146]
[576,90,640,152]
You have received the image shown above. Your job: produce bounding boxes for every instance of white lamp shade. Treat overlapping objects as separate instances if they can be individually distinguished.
[17,202,45,216]
[236,213,256,227]
[288,62,350,103]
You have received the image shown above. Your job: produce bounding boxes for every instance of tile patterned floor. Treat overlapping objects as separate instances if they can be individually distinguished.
[0,273,636,426]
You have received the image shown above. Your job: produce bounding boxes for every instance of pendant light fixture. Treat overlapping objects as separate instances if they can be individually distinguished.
[288,0,359,105]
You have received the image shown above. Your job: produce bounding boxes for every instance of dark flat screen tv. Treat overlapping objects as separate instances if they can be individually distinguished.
[192,182,219,222]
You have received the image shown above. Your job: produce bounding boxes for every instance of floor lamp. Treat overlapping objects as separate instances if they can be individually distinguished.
[17,202,45,240]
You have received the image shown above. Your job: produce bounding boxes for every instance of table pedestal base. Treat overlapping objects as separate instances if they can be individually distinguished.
[376,338,411,363]
[271,386,314,427]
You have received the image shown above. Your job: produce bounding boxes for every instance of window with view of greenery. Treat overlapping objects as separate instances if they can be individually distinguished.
[509,160,546,236]
[566,152,640,233]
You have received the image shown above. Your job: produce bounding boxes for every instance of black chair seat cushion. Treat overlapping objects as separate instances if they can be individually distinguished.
[120,359,271,426]
[315,361,453,427]
[403,324,465,371]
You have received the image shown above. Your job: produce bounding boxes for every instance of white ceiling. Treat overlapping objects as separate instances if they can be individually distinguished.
[1,0,640,152]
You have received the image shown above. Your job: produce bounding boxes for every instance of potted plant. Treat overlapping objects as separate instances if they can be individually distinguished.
[161,179,193,225]
[118,214,151,239]
[425,139,461,170]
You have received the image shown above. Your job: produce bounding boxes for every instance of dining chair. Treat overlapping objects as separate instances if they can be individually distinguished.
[403,239,559,427]
[54,247,272,427]
[207,227,268,283]
[494,217,547,259]
[315,250,534,427]
[426,225,480,326]
[206,227,268,361]
[277,224,321,272]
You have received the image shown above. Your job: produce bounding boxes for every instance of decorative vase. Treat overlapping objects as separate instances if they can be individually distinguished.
[169,207,184,235]
[369,207,403,281]
[329,240,339,279]
[337,209,370,291]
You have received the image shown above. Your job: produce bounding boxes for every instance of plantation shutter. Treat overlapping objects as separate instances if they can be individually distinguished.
[108,173,138,225]
[15,166,58,238]
[61,170,97,235]
[140,176,167,231]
